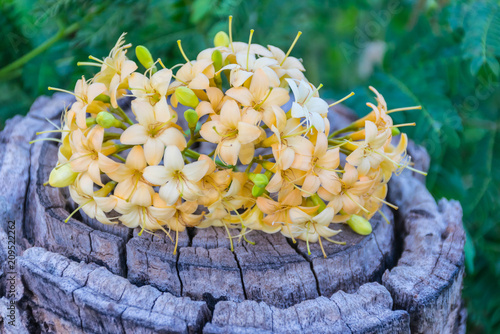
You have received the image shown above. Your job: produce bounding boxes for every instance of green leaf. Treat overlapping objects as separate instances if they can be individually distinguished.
[464,226,476,274]
[190,0,214,24]
[461,0,500,76]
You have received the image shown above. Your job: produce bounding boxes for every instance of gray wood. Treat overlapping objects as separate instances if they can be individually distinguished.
[204,282,410,333]
[384,162,466,334]
[17,247,210,334]
[0,93,466,333]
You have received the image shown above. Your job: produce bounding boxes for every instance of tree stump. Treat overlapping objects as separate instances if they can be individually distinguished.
[0,94,466,333]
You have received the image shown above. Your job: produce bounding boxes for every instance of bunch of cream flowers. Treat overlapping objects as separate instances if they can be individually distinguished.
[43,17,424,257]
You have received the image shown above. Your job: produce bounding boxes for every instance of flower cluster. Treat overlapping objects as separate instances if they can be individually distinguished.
[43,18,424,256]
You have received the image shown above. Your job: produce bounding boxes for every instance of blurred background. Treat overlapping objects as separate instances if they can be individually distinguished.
[0,0,498,332]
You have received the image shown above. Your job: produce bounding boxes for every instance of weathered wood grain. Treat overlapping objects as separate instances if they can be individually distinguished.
[204,282,410,333]
[127,231,188,294]
[384,144,466,334]
[17,247,211,334]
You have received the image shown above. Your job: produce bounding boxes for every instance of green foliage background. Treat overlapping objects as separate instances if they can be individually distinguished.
[0,0,498,331]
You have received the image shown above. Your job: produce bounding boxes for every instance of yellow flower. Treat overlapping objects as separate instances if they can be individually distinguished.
[299,133,341,197]
[379,133,408,181]
[92,33,138,108]
[267,118,314,171]
[166,200,203,231]
[142,145,210,205]
[226,68,289,127]
[68,174,117,225]
[267,45,306,82]
[120,99,186,165]
[235,205,281,233]
[128,68,173,107]
[195,87,227,117]
[197,156,232,207]
[174,59,215,90]
[287,78,329,132]
[68,77,107,129]
[69,125,117,186]
[221,50,280,87]
[115,192,175,231]
[200,100,262,165]
[346,120,391,175]
[319,163,374,215]
[201,172,253,227]
[266,167,306,198]
[102,145,154,201]
[256,189,303,233]
[285,207,340,243]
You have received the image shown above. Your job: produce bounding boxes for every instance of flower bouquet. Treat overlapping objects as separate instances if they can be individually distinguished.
[41,17,424,257]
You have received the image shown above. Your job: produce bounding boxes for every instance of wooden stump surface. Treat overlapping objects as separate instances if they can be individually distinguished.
[0,93,466,334]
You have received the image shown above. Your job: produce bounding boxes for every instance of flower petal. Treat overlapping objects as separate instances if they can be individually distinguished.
[132,100,155,125]
[200,121,224,143]
[183,160,210,182]
[238,143,255,165]
[237,122,261,144]
[144,138,165,166]
[87,83,107,103]
[220,100,241,129]
[158,127,187,150]
[188,73,210,90]
[151,68,172,96]
[142,165,170,185]
[88,161,103,186]
[164,145,184,171]
[130,182,153,207]
[220,139,241,166]
[126,145,147,171]
[313,207,334,226]
[318,170,341,195]
[301,174,321,197]
[289,207,310,224]
[226,87,253,106]
[120,124,149,145]
[159,180,180,205]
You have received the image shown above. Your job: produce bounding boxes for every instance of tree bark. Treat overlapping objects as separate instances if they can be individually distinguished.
[0,94,466,333]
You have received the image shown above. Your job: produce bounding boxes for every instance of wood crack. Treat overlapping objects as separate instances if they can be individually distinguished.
[286,238,321,297]
[176,250,183,296]
[233,252,248,300]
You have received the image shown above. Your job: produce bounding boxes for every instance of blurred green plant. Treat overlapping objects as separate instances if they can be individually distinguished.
[0,0,498,332]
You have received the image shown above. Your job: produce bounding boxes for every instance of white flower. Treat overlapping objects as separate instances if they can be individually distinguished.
[286,78,329,132]
[120,100,186,166]
[142,146,210,205]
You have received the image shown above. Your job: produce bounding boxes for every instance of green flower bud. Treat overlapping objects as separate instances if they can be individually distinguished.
[347,214,372,235]
[96,111,121,129]
[49,164,78,188]
[175,86,199,108]
[184,109,199,128]
[211,49,223,71]
[135,45,155,69]
[94,94,111,103]
[310,194,326,213]
[252,185,266,197]
[214,31,230,47]
[391,127,400,136]
[249,173,269,188]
